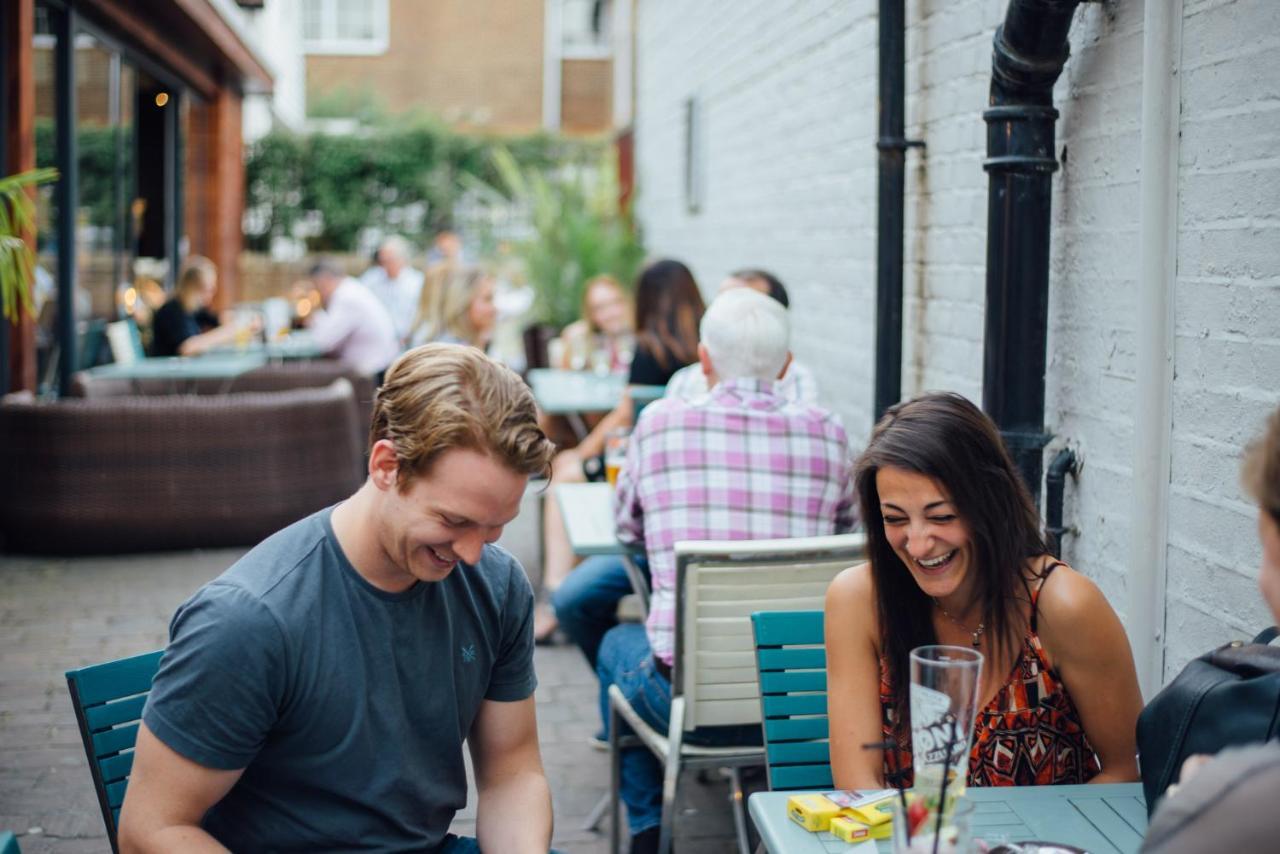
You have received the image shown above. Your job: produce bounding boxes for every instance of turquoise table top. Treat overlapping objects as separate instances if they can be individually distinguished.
[527,368,665,416]
[555,482,625,556]
[84,352,268,381]
[749,784,1147,853]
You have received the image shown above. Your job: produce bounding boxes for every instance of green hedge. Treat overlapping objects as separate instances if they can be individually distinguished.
[244,122,583,253]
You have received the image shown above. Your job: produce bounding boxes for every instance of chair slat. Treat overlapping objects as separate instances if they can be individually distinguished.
[67,652,163,706]
[92,723,140,758]
[771,764,834,790]
[100,751,135,783]
[83,695,147,732]
[757,647,825,669]
[759,670,826,693]
[761,693,827,717]
[693,666,759,684]
[696,682,762,701]
[767,740,831,764]
[751,611,825,645]
[106,779,128,808]
[764,716,829,741]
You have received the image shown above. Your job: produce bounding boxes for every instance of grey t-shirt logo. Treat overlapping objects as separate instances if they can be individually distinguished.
[461,643,476,663]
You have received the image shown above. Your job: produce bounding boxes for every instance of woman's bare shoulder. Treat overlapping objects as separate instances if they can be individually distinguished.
[826,563,879,631]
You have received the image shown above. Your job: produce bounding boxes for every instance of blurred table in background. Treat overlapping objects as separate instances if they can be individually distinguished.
[527,368,665,438]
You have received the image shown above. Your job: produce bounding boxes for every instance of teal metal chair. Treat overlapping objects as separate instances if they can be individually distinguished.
[0,831,20,853]
[65,651,164,853]
[750,610,833,791]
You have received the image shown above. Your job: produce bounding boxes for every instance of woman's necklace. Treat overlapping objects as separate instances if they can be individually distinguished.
[933,598,986,648]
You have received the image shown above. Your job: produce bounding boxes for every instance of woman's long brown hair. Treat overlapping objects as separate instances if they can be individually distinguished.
[633,259,705,370]
[854,392,1050,742]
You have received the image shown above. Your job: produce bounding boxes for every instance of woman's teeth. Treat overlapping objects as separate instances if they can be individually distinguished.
[917,550,956,569]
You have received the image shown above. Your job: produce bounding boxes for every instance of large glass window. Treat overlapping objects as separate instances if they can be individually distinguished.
[302,0,388,55]
[563,0,611,58]
[33,3,60,383]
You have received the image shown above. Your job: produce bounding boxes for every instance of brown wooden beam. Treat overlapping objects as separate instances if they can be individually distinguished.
[186,88,243,311]
[172,0,273,93]
[5,0,37,393]
[80,0,219,99]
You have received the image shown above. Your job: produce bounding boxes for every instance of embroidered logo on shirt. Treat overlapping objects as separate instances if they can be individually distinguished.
[461,644,476,663]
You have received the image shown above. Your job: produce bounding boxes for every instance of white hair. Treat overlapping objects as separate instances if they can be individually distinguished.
[380,235,411,263]
[699,286,789,381]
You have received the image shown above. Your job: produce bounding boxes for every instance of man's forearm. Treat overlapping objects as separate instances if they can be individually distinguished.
[475,770,553,853]
[120,823,229,854]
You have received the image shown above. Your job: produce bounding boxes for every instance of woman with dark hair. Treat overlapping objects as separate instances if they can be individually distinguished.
[825,392,1142,789]
[536,259,706,642]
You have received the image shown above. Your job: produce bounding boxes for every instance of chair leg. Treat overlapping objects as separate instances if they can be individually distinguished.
[728,765,751,854]
[657,696,686,854]
[610,698,623,854]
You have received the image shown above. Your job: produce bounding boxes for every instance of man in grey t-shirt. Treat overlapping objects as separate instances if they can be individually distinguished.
[120,344,558,853]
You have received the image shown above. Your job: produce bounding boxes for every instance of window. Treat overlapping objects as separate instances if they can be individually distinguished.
[563,0,611,58]
[302,0,388,56]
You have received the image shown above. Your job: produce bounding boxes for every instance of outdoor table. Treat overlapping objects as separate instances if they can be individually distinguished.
[526,368,665,438]
[84,352,268,385]
[749,783,1147,853]
[209,331,326,361]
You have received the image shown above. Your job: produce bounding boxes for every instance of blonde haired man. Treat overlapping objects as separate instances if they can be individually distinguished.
[121,344,558,854]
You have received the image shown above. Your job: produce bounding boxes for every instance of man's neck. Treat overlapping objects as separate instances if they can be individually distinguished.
[330,484,412,593]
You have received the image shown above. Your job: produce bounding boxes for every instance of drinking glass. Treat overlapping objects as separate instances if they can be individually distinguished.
[604,428,631,486]
[909,646,983,819]
[891,793,975,853]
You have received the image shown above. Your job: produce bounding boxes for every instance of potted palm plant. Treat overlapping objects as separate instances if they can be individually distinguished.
[1,167,58,322]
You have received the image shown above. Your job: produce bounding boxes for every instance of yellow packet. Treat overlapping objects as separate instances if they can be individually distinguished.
[840,797,894,827]
[831,814,894,841]
[786,793,841,832]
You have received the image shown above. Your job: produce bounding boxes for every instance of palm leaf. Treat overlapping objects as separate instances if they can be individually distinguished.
[0,167,59,322]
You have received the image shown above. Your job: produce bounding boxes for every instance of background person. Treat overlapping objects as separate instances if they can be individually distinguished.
[304,258,400,377]
[595,287,857,853]
[118,344,558,854]
[664,268,818,404]
[360,235,425,343]
[1141,404,1280,853]
[151,257,245,357]
[536,259,706,642]
[557,274,634,372]
[426,266,499,351]
[825,392,1143,790]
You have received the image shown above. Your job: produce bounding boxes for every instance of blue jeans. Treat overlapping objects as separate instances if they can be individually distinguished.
[439,835,564,853]
[595,623,762,835]
[551,555,646,670]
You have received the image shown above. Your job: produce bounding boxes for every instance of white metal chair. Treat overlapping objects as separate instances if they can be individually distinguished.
[607,532,866,854]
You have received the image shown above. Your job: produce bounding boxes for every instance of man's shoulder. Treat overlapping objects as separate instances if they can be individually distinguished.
[214,509,332,605]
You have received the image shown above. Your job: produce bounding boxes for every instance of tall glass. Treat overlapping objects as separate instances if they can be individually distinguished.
[909,646,983,807]
[604,427,630,487]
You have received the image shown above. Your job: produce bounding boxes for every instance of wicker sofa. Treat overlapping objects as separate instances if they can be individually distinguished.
[0,379,363,554]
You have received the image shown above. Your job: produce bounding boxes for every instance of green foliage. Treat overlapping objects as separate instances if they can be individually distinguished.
[486,146,645,329]
[35,120,126,235]
[0,168,60,321]
[243,120,576,253]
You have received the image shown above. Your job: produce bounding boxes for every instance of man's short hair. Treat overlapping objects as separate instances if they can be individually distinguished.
[308,257,345,281]
[370,343,555,487]
[700,287,789,382]
[731,268,789,308]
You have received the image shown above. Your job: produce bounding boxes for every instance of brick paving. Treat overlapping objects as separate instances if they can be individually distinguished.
[0,537,749,853]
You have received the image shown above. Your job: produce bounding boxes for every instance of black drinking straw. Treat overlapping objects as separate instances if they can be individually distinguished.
[862,739,912,845]
[932,714,960,854]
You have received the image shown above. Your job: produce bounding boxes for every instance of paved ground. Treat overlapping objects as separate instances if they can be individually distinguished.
[0,516,753,852]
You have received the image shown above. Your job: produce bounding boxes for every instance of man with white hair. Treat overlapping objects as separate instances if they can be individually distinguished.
[361,235,425,341]
[581,287,857,854]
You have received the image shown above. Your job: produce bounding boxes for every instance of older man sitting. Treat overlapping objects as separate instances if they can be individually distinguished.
[562,287,857,854]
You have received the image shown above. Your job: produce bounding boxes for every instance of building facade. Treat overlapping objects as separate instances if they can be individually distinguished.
[302,0,629,135]
[631,0,1280,692]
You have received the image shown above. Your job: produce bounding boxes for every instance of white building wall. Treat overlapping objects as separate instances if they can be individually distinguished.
[634,0,1280,690]
[235,0,309,139]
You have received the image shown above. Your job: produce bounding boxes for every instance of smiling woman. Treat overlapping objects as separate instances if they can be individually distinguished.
[824,392,1143,791]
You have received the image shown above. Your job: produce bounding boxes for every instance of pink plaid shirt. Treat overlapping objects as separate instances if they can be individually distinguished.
[614,378,858,665]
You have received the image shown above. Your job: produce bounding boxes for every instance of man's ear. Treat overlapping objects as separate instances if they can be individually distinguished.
[368,439,400,491]
[698,343,714,379]
[777,351,793,381]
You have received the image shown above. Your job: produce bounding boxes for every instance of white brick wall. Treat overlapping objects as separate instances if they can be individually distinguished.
[634,0,1280,690]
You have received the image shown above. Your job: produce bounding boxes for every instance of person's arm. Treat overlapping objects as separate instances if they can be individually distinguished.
[117,723,242,853]
[467,697,553,853]
[825,564,888,789]
[176,323,239,356]
[306,293,357,356]
[1034,563,1143,783]
[573,391,634,461]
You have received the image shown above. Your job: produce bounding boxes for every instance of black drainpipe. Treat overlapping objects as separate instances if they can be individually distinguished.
[981,0,1082,503]
[874,0,924,421]
[1044,447,1077,556]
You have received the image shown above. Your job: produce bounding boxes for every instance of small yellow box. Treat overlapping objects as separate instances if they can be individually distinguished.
[786,794,841,832]
[841,797,894,827]
[831,814,894,842]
